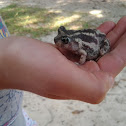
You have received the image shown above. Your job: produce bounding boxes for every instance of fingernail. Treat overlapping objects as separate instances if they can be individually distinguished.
[108,76,114,88]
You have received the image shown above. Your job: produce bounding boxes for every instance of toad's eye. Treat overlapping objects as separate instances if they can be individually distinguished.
[61,36,70,44]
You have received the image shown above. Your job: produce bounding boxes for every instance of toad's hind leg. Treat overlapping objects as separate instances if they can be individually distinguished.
[100,38,110,56]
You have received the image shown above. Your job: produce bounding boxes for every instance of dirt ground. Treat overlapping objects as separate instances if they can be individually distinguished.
[0,0,126,126]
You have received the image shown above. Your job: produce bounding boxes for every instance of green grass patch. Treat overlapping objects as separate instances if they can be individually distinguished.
[0,4,91,38]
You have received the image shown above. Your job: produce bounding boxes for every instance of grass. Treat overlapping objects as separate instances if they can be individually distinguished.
[0,4,91,38]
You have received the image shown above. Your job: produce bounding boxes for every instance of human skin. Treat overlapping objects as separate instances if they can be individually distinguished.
[0,16,126,104]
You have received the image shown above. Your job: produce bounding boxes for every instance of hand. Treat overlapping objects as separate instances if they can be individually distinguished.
[0,16,126,104]
[97,16,126,77]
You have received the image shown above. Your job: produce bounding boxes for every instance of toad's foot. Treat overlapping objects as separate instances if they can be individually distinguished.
[79,55,86,64]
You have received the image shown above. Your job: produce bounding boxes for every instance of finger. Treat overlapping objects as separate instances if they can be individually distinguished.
[98,31,126,77]
[97,21,116,35]
[107,16,126,47]
[79,60,100,72]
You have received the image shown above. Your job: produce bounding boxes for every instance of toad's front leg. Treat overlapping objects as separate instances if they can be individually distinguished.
[78,49,87,65]
[100,38,110,56]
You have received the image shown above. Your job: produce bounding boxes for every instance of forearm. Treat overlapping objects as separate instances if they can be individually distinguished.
[0,36,47,91]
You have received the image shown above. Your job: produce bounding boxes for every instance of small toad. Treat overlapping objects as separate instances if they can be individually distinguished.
[54,26,110,64]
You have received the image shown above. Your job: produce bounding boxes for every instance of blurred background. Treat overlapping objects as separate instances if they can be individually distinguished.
[0,0,126,126]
